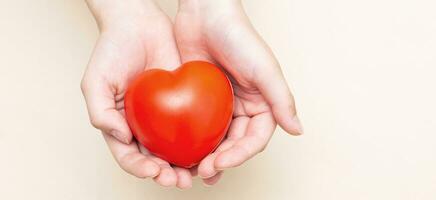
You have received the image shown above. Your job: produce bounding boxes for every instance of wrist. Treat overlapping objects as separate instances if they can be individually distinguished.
[178,0,241,13]
[179,0,240,5]
[86,0,163,31]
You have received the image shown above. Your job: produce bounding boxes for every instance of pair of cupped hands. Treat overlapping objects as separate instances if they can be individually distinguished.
[81,0,303,189]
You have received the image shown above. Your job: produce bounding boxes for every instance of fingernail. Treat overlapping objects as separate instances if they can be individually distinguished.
[203,182,213,188]
[177,187,187,191]
[214,167,226,171]
[176,184,192,191]
[292,116,304,135]
[149,166,160,178]
[199,172,218,179]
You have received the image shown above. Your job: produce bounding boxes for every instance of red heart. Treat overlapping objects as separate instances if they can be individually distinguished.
[124,61,233,168]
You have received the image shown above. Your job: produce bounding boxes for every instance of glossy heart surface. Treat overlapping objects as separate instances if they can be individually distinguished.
[125,61,233,168]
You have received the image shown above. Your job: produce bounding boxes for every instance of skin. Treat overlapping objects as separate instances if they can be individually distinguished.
[81,0,303,189]
[175,0,303,186]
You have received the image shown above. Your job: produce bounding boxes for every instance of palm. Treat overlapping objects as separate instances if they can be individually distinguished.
[95,17,181,91]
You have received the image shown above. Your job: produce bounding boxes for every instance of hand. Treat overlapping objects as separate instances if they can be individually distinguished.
[175,0,303,185]
[81,0,193,189]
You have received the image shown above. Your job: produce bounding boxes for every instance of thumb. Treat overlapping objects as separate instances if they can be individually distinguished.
[255,64,303,135]
[81,75,133,144]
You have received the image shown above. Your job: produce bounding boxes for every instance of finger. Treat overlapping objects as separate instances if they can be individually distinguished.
[138,144,178,187]
[175,167,193,189]
[241,31,303,135]
[203,172,223,186]
[102,133,160,178]
[197,141,232,178]
[189,166,198,177]
[150,157,178,187]
[81,48,132,144]
[197,116,249,178]
[197,150,221,179]
[255,62,303,135]
[215,112,276,169]
[81,78,132,143]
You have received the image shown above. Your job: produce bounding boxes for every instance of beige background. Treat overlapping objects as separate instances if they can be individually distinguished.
[1,0,436,199]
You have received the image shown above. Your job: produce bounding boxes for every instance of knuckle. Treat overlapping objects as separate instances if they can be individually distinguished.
[89,115,104,129]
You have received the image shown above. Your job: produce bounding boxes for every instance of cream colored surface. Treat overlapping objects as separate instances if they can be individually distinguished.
[1,0,436,199]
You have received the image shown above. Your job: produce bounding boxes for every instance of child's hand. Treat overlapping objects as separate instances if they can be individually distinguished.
[175,0,303,185]
[81,0,193,189]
